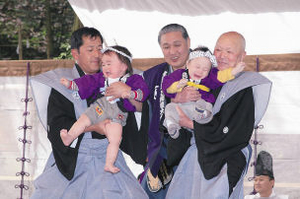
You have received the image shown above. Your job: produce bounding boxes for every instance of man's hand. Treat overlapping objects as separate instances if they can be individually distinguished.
[121,90,131,99]
[176,105,193,129]
[173,86,201,103]
[105,81,131,101]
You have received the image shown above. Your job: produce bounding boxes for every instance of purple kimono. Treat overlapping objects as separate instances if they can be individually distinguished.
[74,72,149,112]
[162,67,224,103]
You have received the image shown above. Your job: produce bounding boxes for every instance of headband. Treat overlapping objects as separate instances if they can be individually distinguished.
[188,50,218,67]
[101,47,132,63]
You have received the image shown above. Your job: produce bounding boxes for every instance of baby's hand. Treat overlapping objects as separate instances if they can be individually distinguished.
[177,79,188,89]
[60,78,71,89]
[232,62,246,76]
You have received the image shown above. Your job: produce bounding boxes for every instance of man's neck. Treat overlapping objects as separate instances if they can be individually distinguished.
[75,63,85,77]
[75,63,100,77]
[169,64,186,74]
[259,189,273,197]
[171,65,185,72]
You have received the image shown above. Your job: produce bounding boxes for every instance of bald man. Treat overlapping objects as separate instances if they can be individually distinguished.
[166,31,272,199]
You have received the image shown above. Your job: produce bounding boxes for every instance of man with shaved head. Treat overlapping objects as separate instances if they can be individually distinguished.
[166,31,272,198]
[214,31,246,71]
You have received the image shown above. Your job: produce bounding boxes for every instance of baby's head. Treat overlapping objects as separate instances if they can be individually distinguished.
[101,45,133,78]
[186,46,217,81]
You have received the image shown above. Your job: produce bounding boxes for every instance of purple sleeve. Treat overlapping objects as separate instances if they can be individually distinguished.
[202,67,224,90]
[126,74,150,102]
[123,74,150,112]
[200,90,215,103]
[162,69,185,98]
[74,72,105,99]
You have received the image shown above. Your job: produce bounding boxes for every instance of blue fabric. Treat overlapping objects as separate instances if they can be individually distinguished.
[140,135,175,199]
[31,138,148,199]
[166,137,251,199]
[140,175,170,199]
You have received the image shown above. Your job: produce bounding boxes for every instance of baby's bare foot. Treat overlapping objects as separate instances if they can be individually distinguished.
[104,164,120,174]
[60,129,74,146]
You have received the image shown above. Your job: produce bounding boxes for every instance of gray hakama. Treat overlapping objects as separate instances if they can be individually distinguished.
[31,137,148,199]
[166,138,251,199]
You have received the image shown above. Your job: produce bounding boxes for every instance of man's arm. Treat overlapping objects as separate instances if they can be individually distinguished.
[194,88,254,143]
[105,80,144,112]
[194,87,255,180]
[47,88,81,180]
[172,86,202,103]
[128,100,143,112]
[105,81,131,99]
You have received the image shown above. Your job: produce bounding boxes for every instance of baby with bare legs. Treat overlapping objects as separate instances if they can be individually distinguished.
[60,45,149,173]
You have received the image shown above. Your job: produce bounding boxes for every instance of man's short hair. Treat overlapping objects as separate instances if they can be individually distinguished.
[71,27,103,50]
[158,23,189,44]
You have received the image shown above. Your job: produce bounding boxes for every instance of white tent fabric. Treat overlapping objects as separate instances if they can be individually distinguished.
[68,0,300,58]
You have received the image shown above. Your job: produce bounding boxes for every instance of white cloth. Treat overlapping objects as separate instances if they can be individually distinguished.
[106,77,120,103]
[244,190,288,199]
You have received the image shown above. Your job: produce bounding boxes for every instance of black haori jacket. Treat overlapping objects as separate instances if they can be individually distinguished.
[31,65,147,180]
[194,71,272,180]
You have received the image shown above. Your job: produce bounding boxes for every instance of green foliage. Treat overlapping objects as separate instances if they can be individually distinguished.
[0,0,76,60]
[54,42,72,59]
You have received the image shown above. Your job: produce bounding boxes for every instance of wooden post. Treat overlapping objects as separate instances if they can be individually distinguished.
[18,23,23,60]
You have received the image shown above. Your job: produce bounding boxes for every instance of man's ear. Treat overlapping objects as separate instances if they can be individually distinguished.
[240,50,246,61]
[71,49,79,61]
[271,179,275,188]
[187,37,191,49]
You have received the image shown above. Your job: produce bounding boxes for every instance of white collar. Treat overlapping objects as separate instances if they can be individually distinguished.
[255,189,276,198]
[107,77,119,85]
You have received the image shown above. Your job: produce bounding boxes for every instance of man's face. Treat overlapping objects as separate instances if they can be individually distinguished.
[72,36,103,75]
[160,31,190,71]
[214,33,245,71]
[254,175,274,197]
[187,57,211,81]
[101,53,127,79]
